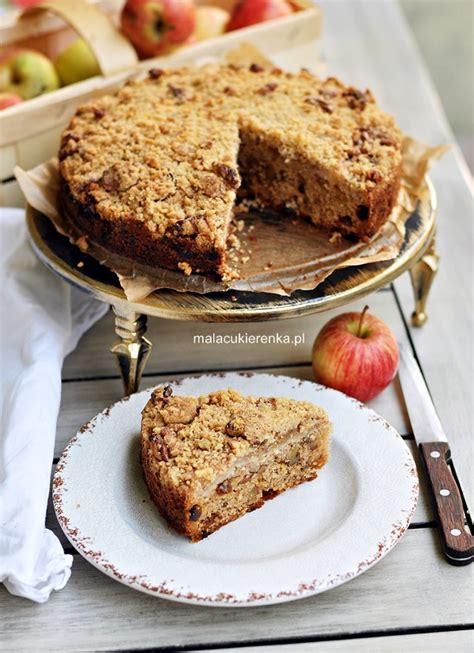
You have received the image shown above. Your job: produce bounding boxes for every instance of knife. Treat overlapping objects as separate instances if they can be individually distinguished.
[398,344,474,566]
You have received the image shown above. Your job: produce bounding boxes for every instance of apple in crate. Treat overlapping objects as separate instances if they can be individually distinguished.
[0,49,60,100]
[0,92,22,110]
[312,306,399,402]
[121,0,196,58]
[194,6,230,41]
[55,39,100,86]
[227,0,294,31]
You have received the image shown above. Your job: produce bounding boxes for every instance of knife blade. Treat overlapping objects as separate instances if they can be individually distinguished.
[398,344,473,565]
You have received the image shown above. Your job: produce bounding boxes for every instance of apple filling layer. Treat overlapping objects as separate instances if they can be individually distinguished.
[189,430,329,538]
[141,385,332,541]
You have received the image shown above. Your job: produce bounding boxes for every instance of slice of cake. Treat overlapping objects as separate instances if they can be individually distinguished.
[59,62,402,279]
[141,385,332,541]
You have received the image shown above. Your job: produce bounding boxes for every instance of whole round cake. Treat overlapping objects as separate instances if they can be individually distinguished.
[59,62,402,279]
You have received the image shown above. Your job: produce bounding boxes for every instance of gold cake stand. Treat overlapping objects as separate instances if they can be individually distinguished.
[27,177,438,395]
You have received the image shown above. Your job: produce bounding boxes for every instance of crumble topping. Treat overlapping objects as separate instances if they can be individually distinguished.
[141,385,329,486]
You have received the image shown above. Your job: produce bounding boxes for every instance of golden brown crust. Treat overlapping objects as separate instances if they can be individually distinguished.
[60,63,402,278]
[141,385,332,541]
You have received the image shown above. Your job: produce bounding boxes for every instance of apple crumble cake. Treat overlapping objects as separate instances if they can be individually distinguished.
[141,385,332,541]
[59,63,402,279]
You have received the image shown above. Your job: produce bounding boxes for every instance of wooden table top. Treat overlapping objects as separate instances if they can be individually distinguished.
[2,1,473,651]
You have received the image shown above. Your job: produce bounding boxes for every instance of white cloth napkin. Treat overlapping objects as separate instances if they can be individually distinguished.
[0,207,108,602]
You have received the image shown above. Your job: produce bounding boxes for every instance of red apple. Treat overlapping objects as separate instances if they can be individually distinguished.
[120,0,196,59]
[312,306,399,402]
[0,92,22,110]
[227,0,294,31]
[11,0,43,7]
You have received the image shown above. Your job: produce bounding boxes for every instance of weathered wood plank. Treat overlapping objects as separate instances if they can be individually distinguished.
[62,290,397,381]
[1,530,470,652]
[192,630,474,653]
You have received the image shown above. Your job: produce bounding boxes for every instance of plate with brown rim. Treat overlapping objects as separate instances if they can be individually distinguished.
[53,373,418,606]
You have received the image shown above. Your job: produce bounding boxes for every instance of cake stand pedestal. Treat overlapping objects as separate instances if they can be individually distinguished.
[110,309,152,397]
[27,177,438,395]
[408,233,440,327]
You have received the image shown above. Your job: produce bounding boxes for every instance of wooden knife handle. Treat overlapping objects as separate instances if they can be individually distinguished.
[419,442,474,565]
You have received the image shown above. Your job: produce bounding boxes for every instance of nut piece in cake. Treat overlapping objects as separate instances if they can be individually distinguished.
[141,384,332,541]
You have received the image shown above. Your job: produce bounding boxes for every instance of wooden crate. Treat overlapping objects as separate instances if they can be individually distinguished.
[0,0,322,207]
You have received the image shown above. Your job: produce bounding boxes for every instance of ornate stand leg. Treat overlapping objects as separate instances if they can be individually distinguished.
[111,306,152,395]
[409,232,440,327]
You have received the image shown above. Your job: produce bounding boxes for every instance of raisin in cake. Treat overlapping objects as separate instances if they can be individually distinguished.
[141,385,332,541]
[60,63,402,279]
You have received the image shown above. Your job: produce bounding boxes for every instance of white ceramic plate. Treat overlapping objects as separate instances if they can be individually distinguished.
[53,373,418,607]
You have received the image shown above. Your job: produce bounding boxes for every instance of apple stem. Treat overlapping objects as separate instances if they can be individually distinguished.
[357,305,369,338]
